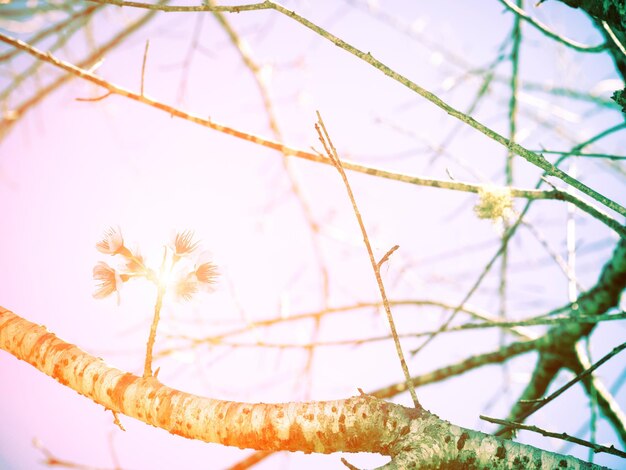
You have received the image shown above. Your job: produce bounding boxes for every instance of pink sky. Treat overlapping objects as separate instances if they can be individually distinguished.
[1,1,625,468]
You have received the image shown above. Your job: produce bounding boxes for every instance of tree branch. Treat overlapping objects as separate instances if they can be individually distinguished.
[84,0,626,218]
[2,30,623,238]
[0,306,604,469]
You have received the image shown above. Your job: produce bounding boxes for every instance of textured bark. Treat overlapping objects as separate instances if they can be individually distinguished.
[500,238,626,435]
[573,239,626,318]
[499,354,563,438]
[386,420,602,469]
[0,306,414,454]
[0,306,606,468]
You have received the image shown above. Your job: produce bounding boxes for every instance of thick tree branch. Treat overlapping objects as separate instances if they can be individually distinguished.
[0,306,605,469]
[0,306,411,454]
[496,238,626,436]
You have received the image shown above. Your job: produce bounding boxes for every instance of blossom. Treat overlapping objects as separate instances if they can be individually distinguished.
[172,230,199,259]
[96,226,126,255]
[92,261,124,300]
[173,274,199,301]
[172,252,218,301]
[195,262,218,284]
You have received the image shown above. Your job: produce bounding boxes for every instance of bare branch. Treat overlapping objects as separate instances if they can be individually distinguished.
[481,415,626,459]
[498,0,606,52]
[83,0,626,217]
[315,112,419,408]
[1,31,623,237]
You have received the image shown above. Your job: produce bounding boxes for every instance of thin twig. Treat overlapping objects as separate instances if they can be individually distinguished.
[534,150,626,160]
[373,338,543,399]
[33,438,114,470]
[584,340,598,463]
[2,31,624,237]
[315,111,419,408]
[480,415,626,459]
[175,312,626,350]
[158,299,532,349]
[377,244,399,269]
[111,410,126,431]
[84,0,626,218]
[226,451,274,470]
[560,364,626,454]
[521,221,584,292]
[141,39,150,96]
[521,342,626,405]
[0,4,102,63]
[268,2,624,216]
[410,206,529,357]
[495,342,626,436]
[175,15,203,104]
[340,457,361,470]
[76,91,112,102]
[498,0,606,52]
[87,0,271,12]
[573,344,626,448]
[0,13,92,103]
[0,5,162,142]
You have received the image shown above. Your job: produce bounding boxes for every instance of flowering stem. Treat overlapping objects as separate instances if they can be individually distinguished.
[143,248,168,377]
[143,283,165,377]
[143,284,165,377]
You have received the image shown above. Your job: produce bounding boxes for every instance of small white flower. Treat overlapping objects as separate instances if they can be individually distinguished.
[96,226,125,255]
[172,230,199,260]
[194,251,219,289]
[173,274,199,302]
[93,261,124,300]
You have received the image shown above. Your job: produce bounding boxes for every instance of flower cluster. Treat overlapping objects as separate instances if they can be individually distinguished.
[92,227,218,303]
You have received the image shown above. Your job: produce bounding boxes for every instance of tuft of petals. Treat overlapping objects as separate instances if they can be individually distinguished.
[96,226,125,255]
[195,261,219,286]
[93,261,123,299]
[174,274,198,301]
[172,230,199,259]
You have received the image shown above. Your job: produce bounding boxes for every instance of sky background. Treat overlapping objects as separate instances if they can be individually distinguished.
[1,1,625,468]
